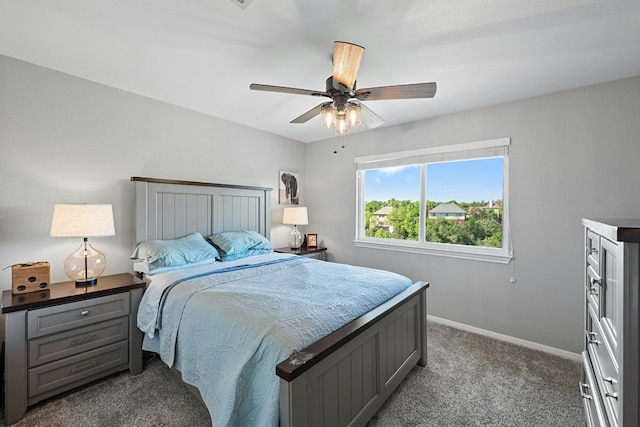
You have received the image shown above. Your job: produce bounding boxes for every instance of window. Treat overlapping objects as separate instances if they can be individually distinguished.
[355,138,512,263]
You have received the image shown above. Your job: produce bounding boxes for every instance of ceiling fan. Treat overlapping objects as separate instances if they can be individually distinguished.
[250,41,437,134]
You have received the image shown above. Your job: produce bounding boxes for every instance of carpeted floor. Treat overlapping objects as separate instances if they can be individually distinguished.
[368,322,583,426]
[0,321,583,426]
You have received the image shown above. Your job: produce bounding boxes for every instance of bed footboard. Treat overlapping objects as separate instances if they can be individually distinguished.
[277,281,428,427]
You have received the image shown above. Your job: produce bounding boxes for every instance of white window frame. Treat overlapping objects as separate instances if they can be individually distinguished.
[354,137,512,264]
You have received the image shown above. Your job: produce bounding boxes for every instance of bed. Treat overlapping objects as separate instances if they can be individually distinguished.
[131,176,429,427]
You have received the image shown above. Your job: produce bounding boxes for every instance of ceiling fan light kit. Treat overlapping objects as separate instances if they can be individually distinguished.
[250,41,436,136]
[347,103,362,126]
[320,104,336,128]
[321,101,361,134]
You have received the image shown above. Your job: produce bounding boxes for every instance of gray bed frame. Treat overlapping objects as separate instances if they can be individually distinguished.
[132,176,429,427]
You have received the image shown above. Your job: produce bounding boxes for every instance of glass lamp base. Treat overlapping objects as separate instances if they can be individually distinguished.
[288,225,304,249]
[64,238,106,287]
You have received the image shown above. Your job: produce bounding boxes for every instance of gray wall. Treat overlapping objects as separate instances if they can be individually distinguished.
[0,55,306,292]
[305,75,640,354]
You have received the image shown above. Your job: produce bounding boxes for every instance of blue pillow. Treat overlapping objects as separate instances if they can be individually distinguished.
[218,248,273,262]
[208,230,272,257]
[130,232,219,271]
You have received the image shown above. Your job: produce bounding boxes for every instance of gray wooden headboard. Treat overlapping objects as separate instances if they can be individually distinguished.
[131,177,272,244]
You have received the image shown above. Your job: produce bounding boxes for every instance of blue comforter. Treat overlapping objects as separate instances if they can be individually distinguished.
[138,254,412,427]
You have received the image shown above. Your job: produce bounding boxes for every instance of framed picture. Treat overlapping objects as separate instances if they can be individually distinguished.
[306,233,318,248]
[279,170,300,205]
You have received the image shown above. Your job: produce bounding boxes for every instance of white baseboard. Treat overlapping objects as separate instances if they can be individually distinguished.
[427,315,581,362]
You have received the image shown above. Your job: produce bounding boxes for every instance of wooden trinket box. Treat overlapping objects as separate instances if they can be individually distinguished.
[11,262,50,294]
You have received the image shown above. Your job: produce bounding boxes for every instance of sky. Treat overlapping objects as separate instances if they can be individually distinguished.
[364,157,504,203]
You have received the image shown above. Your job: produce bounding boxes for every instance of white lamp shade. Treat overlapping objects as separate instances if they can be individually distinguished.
[50,204,115,237]
[282,207,308,225]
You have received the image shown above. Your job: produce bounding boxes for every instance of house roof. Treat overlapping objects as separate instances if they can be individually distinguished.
[373,206,394,216]
[430,203,466,214]
[2,2,640,143]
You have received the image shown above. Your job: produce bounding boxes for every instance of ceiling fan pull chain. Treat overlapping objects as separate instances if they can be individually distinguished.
[332,131,347,154]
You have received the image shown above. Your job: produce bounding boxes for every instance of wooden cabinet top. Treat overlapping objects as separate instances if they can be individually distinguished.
[274,246,327,256]
[2,273,145,314]
[582,218,640,243]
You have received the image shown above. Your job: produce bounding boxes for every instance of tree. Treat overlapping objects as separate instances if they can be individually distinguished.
[388,201,420,240]
[366,199,502,248]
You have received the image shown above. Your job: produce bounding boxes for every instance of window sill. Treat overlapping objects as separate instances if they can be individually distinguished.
[353,239,513,264]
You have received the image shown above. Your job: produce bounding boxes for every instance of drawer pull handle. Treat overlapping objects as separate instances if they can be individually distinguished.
[70,360,98,373]
[589,276,601,287]
[579,382,592,400]
[602,377,619,399]
[81,310,89,317]
[70,335,98,346]
[590,247,598,255]
[586,331,600,345]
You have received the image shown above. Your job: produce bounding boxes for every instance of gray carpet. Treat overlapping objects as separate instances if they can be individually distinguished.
[368,322,583,426]
[1,322,583,426]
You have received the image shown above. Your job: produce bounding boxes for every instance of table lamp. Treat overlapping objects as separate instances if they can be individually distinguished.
[282,207,308,250]
[50,203,115,286]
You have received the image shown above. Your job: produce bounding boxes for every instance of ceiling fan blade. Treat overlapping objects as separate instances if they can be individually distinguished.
[332,41,365,91]
[358,102,385,129]
[290,102,331,124]
[355,82,437,101]
[250,83,329,98]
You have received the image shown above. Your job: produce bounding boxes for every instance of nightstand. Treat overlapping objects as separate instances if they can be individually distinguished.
[2,273,146,425]
[274,246,328,261]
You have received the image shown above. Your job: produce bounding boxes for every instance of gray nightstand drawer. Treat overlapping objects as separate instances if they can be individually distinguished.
[28,317,129,367]
[302,251,326,261]
[27,293,130,339]
[28,341,129,398]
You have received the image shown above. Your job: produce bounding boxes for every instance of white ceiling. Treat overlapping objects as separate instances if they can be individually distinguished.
[2,0,640,143]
